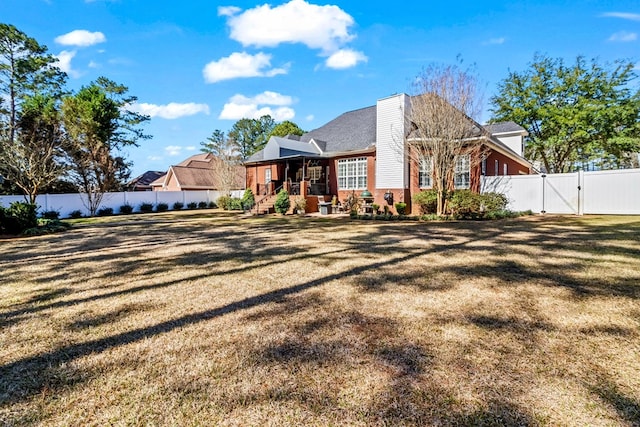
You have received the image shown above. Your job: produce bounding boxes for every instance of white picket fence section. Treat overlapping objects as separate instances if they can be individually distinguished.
[482,168,640,215]
[0,190,244,218]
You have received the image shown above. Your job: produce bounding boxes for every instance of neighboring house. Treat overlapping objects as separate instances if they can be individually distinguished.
[244,93,532,214]
[127,171,166,191]
[151,153,244,192]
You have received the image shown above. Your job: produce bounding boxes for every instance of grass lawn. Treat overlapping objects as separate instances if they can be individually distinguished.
[1,212,639,426]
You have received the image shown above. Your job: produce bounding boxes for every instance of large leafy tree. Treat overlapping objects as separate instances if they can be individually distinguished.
[0,23,66,143]
[268,120,304,138]
[490,54,640,173]
[200,129,234,157]
[228,115,276,160]
[62,77,149,215]
[1,94,66,203]
[0,23,67,201]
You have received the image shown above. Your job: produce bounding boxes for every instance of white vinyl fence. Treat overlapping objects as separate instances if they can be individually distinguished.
[0,190,244,218]
[482,168,640,215]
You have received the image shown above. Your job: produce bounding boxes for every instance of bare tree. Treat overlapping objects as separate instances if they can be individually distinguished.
[407,63,484,216]
[201,130,243,195]
[208,154,242,196]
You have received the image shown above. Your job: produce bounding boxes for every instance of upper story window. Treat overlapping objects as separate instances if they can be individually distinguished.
[337,157,367,190]
[419,155,432,188]
[454,154,470,189]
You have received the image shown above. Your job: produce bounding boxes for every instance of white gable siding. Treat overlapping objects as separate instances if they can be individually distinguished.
[495,134,523,156]
[376,94,409,189]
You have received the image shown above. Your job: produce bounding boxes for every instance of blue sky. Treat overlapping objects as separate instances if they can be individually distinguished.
[1,0,639,178]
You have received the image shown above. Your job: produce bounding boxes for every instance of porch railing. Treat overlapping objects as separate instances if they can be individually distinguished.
[254,184,283,214]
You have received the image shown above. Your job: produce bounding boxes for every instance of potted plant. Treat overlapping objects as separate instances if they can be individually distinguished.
[295,197,307,214]
[331,195,339,214]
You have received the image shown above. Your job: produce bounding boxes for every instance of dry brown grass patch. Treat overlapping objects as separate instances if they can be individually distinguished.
[1,213,639,425]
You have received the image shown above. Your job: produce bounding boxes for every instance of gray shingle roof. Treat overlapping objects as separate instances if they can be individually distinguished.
[484,121,526,135]
[300,105,377,153]
[244,102,529,165]
[246,150,264,163]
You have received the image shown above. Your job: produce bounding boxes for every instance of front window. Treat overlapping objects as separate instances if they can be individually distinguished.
[419,156,432,188]
[454,154,470,189]
[265,168,272,183]
[338,157,367,190]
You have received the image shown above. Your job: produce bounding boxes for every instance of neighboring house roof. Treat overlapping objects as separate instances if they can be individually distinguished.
[154,152,244,190]
[484,121,528,135]
[169,165,219,189]
[128,171,166,189]
[149,175,165,187]
[176,153,215,168]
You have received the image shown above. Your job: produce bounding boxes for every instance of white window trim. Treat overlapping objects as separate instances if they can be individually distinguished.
[454,154,470,190]
[419,155,433,188]
[337,157,368,190]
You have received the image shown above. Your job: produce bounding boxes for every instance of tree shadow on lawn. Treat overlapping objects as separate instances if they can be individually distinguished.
[238,292,542,425]
[446,258,640,299]
[1,215,638,423]
[0,244,438,406]
[590,377,640,424]
[0,243,349,329]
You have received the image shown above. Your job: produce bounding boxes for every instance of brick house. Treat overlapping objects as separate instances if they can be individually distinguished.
[244,93,532,214]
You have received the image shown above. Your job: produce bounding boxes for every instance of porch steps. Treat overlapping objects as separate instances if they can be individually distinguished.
[251,195,299,215]
[252,194,277,215]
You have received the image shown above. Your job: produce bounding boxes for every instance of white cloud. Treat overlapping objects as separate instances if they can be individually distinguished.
[165,146,184,156]
[218,6,241,16]
[55,30,106,47]
[203,51,288,83]
[185,146,196,151]
[325,49,367,69]
[601,12,640,21]
[147,155,163,161]
[305,114,314,121]
[130,102,210,119]
[219,91,296,121]
[222,0,355,53]
[483,37,506,45]
[54,50,81,78]
[230,91,294,106]
[608,31,638,42]
[88,60,100,68]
